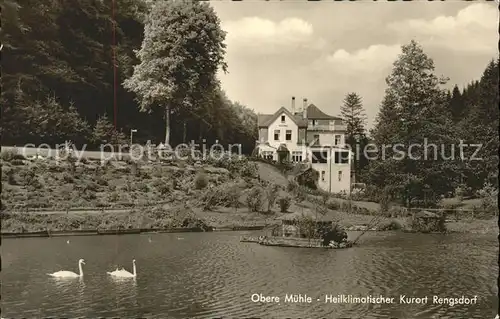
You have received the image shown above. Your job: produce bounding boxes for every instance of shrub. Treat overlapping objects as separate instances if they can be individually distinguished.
[157,182,171,195]
[411,199,438,209]
[350,187,366,201]
[62,173,74,183]
[82,191,97,201]
[227,186,242,210]
[241,162,258,178]
[194,171,209,190]
[295,168,319,189]
[107,192,120,202]
[136,182,149,193]
[361,184,382,202]
[94,176,108,186]
[277,196,291,212]
[265,184,280,212]
[378,220,402,231]
[287,180,299,193]
[379,186,392,213]
[295,191,306,203]
[200,184,241,210]
[5,169,17,185]
[318,223,348,244]
[326,199,341,211]
[477,182,498,213]
[409,213,446,233]
[83,181,99,192]
[1,149,26,162]
[20,169,43,189]
[172,178,179,190]
[246,187,264,212]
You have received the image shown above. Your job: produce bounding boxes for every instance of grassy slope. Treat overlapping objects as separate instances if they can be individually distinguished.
[1,158,496,234]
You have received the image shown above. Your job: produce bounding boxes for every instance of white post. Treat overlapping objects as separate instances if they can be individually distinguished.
[130,129,137,146]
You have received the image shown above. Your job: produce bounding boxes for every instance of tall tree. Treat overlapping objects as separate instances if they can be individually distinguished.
[340,93,367,140]
[368,40,455,206]
[123,0,227,145]
[460,59,499,188]
[449,85,465,122]
[370,90,400,146]
[340,92,368,181]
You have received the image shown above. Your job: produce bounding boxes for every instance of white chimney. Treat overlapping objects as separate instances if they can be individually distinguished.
[302,98,308,119]
[291,96,296,114]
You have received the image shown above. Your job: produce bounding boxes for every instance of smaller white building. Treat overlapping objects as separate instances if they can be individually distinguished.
[307,146,351,194]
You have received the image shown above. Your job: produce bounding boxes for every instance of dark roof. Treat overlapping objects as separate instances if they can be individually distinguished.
[258,107,308,128]
[307,104,341,120]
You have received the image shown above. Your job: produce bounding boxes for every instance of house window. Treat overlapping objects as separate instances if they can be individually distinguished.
[321,171,325,181]
[286,130,292,141]
[338,171,343,181]
[281,115,286,123]
[313,134,320,144]
[262,151,273,160]
[334,135,342,145]
[312,120,317,126]
[312,151,328,164]
[291,151,302,162]
[274,130,280,141]
[334,151,350,164]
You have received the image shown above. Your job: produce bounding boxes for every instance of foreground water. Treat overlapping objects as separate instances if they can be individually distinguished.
[1,231,498,318]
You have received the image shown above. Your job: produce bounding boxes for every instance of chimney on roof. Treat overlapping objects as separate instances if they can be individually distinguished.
[291,96,295,114]
[303,98,308,119]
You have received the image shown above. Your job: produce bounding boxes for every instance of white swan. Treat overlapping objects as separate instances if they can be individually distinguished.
[107,259,137,278]
[48,259,85,278]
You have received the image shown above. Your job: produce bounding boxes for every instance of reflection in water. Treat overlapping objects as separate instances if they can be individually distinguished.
[45,276,87,317]
[2,232,498,318]
[109,277,138,308]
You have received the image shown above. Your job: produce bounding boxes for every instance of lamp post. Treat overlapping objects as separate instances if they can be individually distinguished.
[353,134,361,185]
[130,129,137,146]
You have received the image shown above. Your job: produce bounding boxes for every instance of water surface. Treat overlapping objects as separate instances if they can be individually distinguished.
[1,231,498,318]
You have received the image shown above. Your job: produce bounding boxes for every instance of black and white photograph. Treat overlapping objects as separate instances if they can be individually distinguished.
[1,0,499,318]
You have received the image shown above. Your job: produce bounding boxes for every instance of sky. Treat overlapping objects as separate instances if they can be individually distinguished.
[210,1,498,129]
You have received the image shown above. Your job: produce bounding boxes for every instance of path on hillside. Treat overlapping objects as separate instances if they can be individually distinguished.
[2,146,111,160]
[254,161,289,186]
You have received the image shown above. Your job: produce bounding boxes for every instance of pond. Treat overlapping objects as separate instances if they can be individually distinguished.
[1,231,497,318]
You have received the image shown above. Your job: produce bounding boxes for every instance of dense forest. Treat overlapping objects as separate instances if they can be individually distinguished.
[341,41,498,204]
[1,0,258,153]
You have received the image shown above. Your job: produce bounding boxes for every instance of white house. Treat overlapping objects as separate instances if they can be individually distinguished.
[257,97,351,193]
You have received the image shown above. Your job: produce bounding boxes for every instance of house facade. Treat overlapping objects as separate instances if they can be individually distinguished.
[257,97,351,194]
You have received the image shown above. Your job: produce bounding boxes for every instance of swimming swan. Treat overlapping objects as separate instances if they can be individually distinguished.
[48,259,85,278]
[107,259,137,278]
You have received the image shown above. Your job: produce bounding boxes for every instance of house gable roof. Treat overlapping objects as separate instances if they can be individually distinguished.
[258,107,308,128]
[307,104,342,120]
